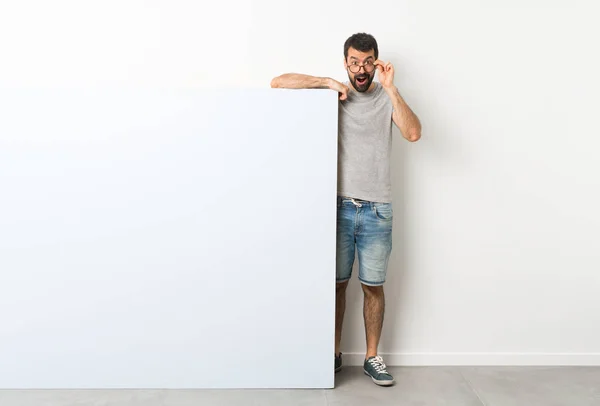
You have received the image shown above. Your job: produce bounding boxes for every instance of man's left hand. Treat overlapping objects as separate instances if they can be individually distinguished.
[375,60,395,89]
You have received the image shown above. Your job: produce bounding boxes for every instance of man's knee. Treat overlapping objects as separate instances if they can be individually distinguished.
[361,283,384,296]
[336,280,349,294]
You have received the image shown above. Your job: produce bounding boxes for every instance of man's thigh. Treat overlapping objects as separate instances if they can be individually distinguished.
[336,199,357,284]
[356,202,393,286]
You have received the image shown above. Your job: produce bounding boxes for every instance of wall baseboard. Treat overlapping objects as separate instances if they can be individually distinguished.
[342,352,600,366]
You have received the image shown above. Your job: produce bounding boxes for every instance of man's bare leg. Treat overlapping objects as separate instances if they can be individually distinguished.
[362,283,394,386]
[335,281,349,356]
[362,284,385,359]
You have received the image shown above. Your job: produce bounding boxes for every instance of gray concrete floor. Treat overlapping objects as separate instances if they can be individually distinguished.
[1,366,599,405]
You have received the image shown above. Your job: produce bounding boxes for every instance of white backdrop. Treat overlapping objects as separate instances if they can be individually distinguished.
[0,0,599,367]
[0,88,338,388]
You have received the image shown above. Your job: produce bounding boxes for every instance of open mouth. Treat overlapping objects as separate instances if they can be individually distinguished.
[355,75,368,86]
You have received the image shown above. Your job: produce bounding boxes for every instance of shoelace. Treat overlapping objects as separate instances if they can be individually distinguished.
[368,356,389,374]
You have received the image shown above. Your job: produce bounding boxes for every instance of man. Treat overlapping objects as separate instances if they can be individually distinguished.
[271,33,421,386]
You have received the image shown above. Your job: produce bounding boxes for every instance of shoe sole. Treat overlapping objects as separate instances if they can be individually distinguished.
[363,369,395,386]
[335,366,342,373]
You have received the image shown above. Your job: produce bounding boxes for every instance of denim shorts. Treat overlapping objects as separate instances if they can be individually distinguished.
[336,196,393,286]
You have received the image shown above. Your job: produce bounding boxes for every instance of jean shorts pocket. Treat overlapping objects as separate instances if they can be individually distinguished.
[374,204,393,220]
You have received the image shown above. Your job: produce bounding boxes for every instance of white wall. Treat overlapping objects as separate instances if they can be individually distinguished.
[1,0,599,366]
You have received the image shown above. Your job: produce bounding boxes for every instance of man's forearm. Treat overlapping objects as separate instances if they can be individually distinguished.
[270,73,332,89]
[385,86,421,142]
[271,74,349,100]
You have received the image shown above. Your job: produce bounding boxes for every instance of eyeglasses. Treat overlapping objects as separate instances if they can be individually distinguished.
[347,61,376,74]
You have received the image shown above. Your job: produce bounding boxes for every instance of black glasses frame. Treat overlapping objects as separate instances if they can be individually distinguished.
[347,62,376,74]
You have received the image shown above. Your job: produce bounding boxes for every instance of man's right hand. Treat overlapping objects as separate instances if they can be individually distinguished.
[329,79,349,100]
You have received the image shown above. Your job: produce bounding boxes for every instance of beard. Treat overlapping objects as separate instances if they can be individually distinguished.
[350,72,374,92]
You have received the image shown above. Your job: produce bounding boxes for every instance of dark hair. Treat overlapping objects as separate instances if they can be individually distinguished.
[344,33,379,60]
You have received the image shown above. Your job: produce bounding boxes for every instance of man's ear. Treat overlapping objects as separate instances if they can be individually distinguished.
[343,58,347,69]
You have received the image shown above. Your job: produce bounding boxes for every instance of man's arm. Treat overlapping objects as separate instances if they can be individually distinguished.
[375,60,422,142]
[270,73,349,100]
[386,86,422,142]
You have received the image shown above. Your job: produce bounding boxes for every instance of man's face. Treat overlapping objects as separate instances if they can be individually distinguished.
[344,47,377,92]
